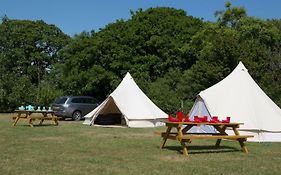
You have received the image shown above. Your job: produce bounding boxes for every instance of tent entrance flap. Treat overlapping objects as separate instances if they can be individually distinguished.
[94,113,124,125]
[94,97,126,125]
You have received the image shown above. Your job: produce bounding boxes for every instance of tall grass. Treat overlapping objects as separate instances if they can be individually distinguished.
[1,114,281,175]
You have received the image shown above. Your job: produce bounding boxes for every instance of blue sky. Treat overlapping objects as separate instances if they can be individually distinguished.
[1,0,281,36]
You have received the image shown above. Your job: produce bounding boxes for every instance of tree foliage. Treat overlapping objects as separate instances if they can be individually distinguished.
[0,5,280,113]
[0,18,70,111]
[57,7,204,102]
[215,1,247,28]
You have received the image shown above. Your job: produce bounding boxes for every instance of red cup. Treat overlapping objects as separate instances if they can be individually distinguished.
[177,111,183,122]
[184,115,190,122]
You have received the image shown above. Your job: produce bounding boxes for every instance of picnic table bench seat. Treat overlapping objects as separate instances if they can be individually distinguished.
[161,132,253,140]
[180,134,253,140]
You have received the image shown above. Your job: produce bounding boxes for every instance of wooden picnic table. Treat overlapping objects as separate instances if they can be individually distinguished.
[12,110,59,127]
[160,120,253,156]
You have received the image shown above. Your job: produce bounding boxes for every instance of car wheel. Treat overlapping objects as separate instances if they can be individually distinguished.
[72,111,82,121]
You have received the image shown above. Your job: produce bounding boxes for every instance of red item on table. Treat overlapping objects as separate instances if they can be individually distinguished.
[184,115,190,122]
[202,116,208,122]
[194,116,201,122]
[222,116,231,123]
[168,114,179,122]
[209,116,220,123]
[176,111,183,122]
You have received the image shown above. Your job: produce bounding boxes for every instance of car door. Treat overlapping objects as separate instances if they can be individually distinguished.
[82,97,98,115]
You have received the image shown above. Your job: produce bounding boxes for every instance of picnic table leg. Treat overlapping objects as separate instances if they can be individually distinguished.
[214,125,227,147]
[160,126,172,149]
[215,139,222,147]
[55,117,58,125]
[232,126,240,136]
[180,140,189,156]
[28,116,34,127]
[238,138,249,153]
[52,114,59,125]
[176,124,189,156]
[182,125,195,134]
[232,126,249,153]
[12,113,21,126]
[39,113,46,125]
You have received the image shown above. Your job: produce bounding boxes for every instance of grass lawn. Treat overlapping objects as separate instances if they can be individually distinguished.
[1,113,281,175]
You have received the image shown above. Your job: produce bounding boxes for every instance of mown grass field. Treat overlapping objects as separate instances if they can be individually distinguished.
[1,113,281,175]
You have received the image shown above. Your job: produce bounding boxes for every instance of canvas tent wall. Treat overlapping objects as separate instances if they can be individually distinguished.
[83,72,167,127]
[189,62,281,142]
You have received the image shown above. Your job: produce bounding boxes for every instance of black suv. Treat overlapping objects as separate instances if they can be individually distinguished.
[51,96,99,121]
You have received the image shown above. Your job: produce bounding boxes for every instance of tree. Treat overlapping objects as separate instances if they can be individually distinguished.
[0,17,70,111]
[2,5,278,114]
[57,7,204,105]
[215,1,247,28]
[56,6,281,113]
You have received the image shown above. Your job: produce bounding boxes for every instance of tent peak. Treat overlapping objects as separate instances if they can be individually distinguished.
[237,61,248,72]
[124,72,133,80]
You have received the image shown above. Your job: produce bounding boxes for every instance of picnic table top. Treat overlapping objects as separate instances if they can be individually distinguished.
[15,110,54,113]
[161,119,243,126]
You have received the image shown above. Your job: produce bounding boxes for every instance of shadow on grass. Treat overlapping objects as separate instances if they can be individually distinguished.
[13,124,59,127]
[162,145,240,155]
[33,124,59,127]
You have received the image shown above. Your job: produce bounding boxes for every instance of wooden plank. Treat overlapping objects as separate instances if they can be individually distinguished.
[14,110,54,114]
[160,126,172,148]
[238,138,249,153]
[31,117,56,120]
[161,132,178,137]
[166,135,178,140]
[214,125,227,146]
[12,117,20,126]
[182,125,195,133]
[180,135,253,140]
[161,132,251,137]
[28,117,34,127]
[180,140,189,156]
[213,125,227,135]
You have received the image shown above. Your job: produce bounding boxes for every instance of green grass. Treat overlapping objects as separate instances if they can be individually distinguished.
[1,113,281,175]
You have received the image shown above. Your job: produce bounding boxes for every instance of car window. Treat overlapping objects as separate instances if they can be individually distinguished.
[54,97,67,104]
[71,98,84,103]
[84,98,97,104]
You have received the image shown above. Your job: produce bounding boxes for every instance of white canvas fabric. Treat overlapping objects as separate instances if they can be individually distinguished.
[189,62,281,142]
[83,72,167,127]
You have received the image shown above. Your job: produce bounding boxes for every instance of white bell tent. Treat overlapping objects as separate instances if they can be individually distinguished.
[189,62,281,142]
[83,72,167,127]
